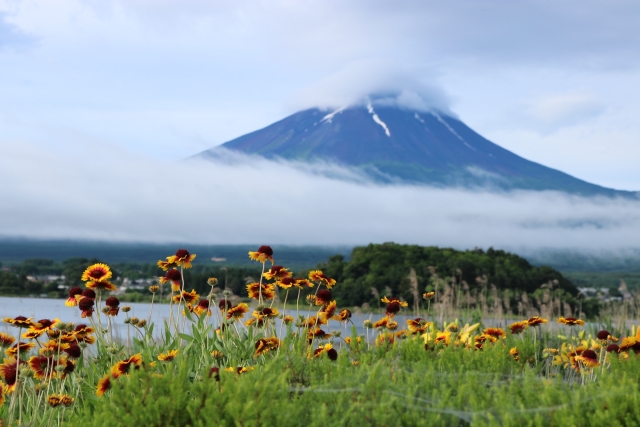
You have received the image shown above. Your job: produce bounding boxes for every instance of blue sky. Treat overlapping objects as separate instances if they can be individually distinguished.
[1,1,640,248]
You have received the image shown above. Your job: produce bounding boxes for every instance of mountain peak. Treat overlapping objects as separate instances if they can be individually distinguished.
[196,104,638,198]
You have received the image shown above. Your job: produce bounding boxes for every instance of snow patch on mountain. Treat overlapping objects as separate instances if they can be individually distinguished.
[367,102,391,137]
[431,111,476,151]
[321,107,346,124]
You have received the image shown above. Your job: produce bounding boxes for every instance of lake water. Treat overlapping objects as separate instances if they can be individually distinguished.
[1,296,592,341]
[0,296,425,339]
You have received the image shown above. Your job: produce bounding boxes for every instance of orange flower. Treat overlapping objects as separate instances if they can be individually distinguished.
[160,269,182,292]
[65,287,83,307]
[315,289,332,306]
[381,296,409,307]
[193,299,212,317]
[312,343,335,359]
[558,317,585,326]
[167,249,197,269]
[373,317,390,329]
[618,337,640,353]
[157,259,177,271]
[509,347,520,361]
[246,283,275,300]
[226,303,249,320]
[0,333,15,349]
[29,355,59,380]
[283,315,295,325]
[434,332,451,345]
[248,245,274,264]
[308,270,336,289]
[334,309,352,322]
[172,289,200,305]
[276,277,296,289]
[407,318,429,334]
[103,297,119,316]
[254,339,270,357]
[85,281,117,291]
[47,393,74,407]
[319,301,337,323]
[3,316,37,329]
[111,354,143,378]
[77,297,95,318]
[252,307,279,319]
[39,340,70,357]
[483,328,507,339]
[0,381,7,407]
[575,349,599,368]
[158,350,179,362]
[96,374,112,397]
[422,292,435,300]
[307,328,329,343]
[382,297,408,317]
[0,357,21,392]
[294,278,314,289]
[527,316,548,327]
[509,321,528,335]
[81,263,112,283]
[5,342,35,357]
[300,316,326,328]
[475,334,498,346]
[263,265,292,281]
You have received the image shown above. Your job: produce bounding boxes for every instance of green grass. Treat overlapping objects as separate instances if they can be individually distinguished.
[65,338,640,427]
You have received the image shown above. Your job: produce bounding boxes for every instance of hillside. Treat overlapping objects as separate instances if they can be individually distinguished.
[318,242,578,307]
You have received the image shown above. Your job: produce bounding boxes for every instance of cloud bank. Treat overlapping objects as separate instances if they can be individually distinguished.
[1,141,639,251]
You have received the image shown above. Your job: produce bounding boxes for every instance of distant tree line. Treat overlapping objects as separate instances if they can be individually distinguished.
[319,243,580,308]
[1,245,597,316]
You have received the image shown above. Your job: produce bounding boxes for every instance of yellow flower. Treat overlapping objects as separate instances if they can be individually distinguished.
[246,283,275,300]
[158,349,179,362]
[248,245,274,264]
[47,393,74,407]
[263,265,292,281]
[85,280,117,291]
[96,374,111,397]
[482,328,506,339]
[381,296,408,307]
[308,270,336,289]
[509,320,528,334]
[166,249,196,269]
[111,353,143,378]
[172,289,200,305]
[0,333,15,349]
[509,347,520,361]
[558,317,585,326]
[226,303,249,320]
[527,316,548,327]
[81,263,112,283]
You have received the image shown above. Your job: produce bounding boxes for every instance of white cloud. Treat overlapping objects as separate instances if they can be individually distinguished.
[1,141,639,251]
[285,61,453,114]
[523,92,605,133]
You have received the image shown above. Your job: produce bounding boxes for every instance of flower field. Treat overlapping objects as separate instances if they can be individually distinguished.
[1,246,640,426]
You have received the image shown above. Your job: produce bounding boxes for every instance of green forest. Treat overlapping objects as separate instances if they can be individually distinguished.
[320,243,578,306]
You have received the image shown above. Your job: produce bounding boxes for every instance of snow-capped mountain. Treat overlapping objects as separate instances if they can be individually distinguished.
[196,102,637,198]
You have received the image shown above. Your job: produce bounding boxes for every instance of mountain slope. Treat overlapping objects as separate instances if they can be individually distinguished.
[197,104,637,198]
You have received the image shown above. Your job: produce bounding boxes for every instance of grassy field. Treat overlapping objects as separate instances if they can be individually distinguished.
[2,247,640,426]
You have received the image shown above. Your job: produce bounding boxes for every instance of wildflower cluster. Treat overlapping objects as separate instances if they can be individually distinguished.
[1,245,639,426]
